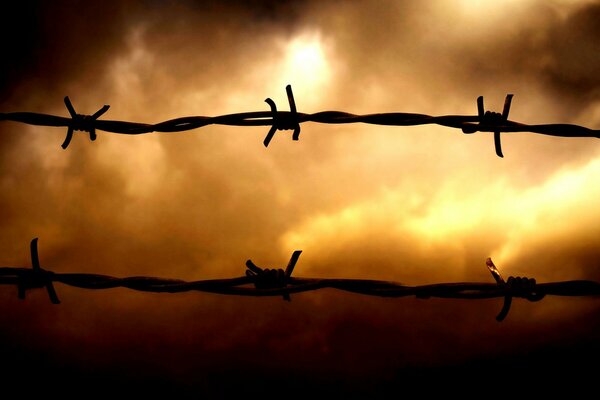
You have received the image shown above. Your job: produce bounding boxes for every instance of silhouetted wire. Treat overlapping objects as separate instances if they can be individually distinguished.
[1,239,599,321]
[0,86,598,156]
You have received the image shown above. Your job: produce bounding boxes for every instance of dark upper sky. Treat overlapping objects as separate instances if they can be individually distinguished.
[0,0,599,395]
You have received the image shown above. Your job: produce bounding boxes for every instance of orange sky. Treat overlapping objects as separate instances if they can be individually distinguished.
[0,0,598,394]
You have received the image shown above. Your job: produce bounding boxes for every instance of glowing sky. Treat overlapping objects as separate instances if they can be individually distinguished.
[0,0,598,394]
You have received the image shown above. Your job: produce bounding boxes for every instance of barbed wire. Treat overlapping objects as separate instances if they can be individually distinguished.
[1,85,598,157]
[1,239,598,321]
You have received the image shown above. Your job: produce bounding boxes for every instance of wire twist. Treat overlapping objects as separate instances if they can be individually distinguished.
[462,95,513,157]
[486,258,545,321]
[61,97,110,149]
[1,239,598,321]
[1,86,598,156]
[263,85,301,147]
[246,250,302,300]
[13,238,60,303]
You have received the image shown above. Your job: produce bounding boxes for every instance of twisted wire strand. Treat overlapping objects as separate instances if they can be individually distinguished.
[1,268,597,298]
[1,86,598,156]
[1,239,599,321]
[4,110,597,135]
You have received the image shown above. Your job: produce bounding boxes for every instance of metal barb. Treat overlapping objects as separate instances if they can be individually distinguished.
[486,258,544,321]
[494,94,514,158]
[263,85,301,147]
[245,250,302,301]
[61,97,110,149]
[17,238,60,304]
[465,95,514,157]
[486,258,504,284]
[486,258,513,321]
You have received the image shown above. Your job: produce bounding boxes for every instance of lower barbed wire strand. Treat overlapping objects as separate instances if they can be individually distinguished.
[2,267,599,298]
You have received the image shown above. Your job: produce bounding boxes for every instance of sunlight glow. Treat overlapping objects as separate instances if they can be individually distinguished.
[282,33,330,95]
[454,0,521,16]
[281,156,600,269]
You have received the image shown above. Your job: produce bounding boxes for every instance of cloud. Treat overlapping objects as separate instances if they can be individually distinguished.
[0,0,598,392]
[281,152,600,281]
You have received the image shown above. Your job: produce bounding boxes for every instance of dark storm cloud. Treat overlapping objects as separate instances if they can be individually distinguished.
[0,0,315,108]
[448,1,600,110]
[307,0,600,116]
[542,3,600,100]
[0,1,139,105]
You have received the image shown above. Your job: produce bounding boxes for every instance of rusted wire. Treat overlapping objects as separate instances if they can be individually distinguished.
[1,86,598,156]
[1,239,598,321]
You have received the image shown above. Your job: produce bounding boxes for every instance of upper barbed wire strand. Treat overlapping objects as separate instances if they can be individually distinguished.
[0,86,598,156]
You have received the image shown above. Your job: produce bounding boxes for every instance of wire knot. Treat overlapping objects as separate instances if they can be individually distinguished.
[245,250,302,301]
[70,113,97,133]
[61,96,110,149]
[486,258,543,321]
[246,266,287,288]
[463,94,513,158]
[480,110,504,124]
[263,85,301,147]
[504,276,545,302]
[17,238,60,304]
[18,268,54,290]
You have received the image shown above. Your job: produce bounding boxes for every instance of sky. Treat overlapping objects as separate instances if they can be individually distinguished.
[0,0,599,395]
